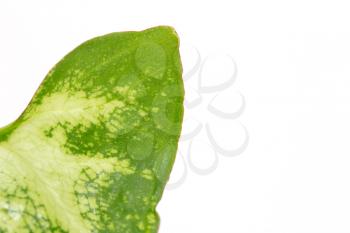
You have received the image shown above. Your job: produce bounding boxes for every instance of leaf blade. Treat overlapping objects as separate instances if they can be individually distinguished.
[0,26,184,233]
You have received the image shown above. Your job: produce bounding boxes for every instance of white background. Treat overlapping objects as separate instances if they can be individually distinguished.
[1,1,350,233]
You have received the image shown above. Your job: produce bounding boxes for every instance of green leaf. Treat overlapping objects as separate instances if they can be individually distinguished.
[0,26,184,233]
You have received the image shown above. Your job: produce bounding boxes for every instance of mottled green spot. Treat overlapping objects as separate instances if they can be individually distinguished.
[135,41,167,80]
[127,132,154,161]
